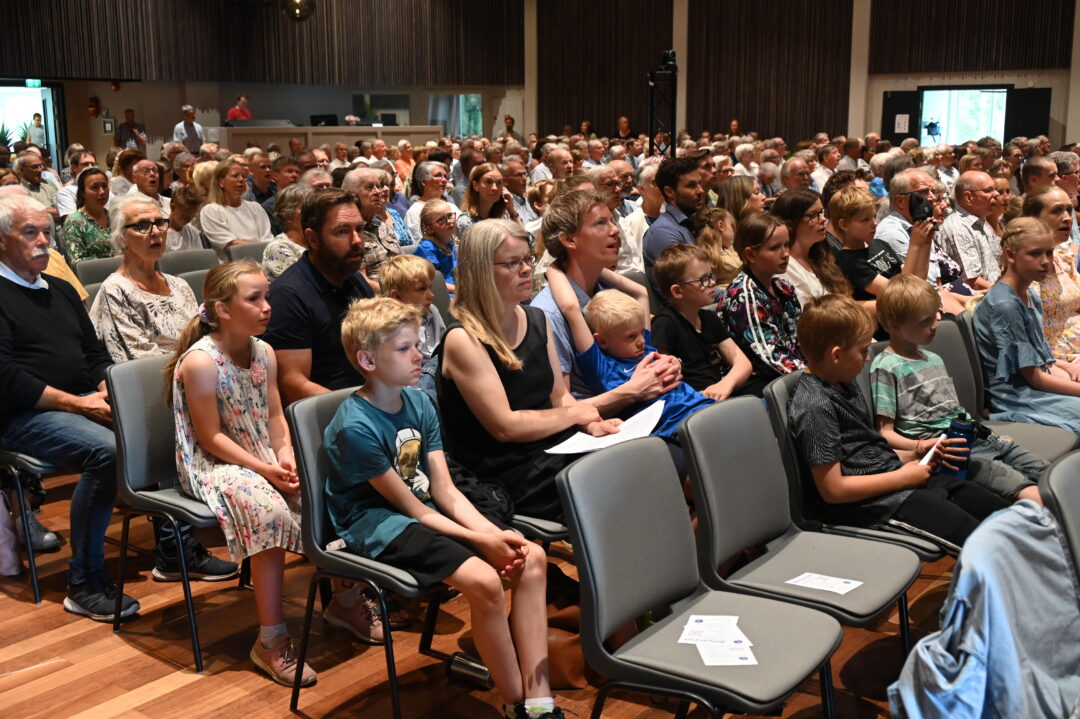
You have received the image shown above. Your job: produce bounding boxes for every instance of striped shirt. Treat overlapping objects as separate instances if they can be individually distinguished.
[870,348,966,439]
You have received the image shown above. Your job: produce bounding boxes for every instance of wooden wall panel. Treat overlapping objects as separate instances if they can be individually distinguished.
[869,0,1074,74]
[536,0,673,137]
[2,0,524,86]
[685,0,852,143]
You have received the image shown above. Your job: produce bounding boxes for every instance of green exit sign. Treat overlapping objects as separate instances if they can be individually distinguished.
[25,79,41,88]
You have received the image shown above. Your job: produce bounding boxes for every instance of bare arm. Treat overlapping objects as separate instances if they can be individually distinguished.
[263,347,294,469]
[702,338,753,402]
[810,459,930,504]
[597,268,651,327]
[1021,364,1080,397]
[35,385,111,426]
[900,219,934,280]
[274,348,329,406]
[545,265,595,354]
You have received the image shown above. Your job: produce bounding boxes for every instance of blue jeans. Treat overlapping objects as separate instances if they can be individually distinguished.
[0,407,116,585]
[966,433,1049,499]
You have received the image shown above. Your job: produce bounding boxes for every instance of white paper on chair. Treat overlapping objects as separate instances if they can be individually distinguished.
[919,435,946,465]
[678,622,752,647]
[677,615,757,665]
[696,643,758,666]
[543,400,664,454]
[785,571,863,595]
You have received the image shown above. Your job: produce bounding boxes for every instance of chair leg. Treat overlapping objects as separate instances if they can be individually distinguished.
[168,515,203,673]
[113,513,134,633]
[418,591,449,660]
[673,700,691,719]
[11,473,41,605]
[238,556,251,589]
[370,585,403,719]
[290,573,321,713]
[317,576,332,609]
[897,593,912,656]
[819,659,837,719]
[591,682,615,719]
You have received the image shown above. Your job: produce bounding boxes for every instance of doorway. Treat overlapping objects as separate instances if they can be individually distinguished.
[0,82,64,160]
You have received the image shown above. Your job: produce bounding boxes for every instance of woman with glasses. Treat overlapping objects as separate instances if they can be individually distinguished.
[89,194,198,361]
[457,163,520,234]
[436,218,619,522]
[404,161,453,243]
[771,189,852,306]
[58,167,113,262]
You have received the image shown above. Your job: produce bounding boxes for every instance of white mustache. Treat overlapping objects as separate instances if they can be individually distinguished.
[31,249,50,259]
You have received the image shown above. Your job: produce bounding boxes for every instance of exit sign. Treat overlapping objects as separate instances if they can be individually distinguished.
[25,79,41,88]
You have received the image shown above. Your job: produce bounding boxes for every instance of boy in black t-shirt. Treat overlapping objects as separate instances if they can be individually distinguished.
[650,243,764,399]
[788,294,1007,554]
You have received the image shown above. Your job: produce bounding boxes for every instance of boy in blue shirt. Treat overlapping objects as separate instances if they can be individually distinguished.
[545,265,712,459]
[324,297,566,719]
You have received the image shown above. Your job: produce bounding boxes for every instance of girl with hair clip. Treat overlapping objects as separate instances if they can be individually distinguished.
[721,213,806,379]
[164,260,313,687]
[973,217,1080,437]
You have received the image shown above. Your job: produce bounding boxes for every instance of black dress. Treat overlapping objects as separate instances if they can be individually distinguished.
[436,305,578,521]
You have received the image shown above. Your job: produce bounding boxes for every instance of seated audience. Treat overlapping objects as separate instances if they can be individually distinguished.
[325,297,565,719]
[937,171,1002,291]
[343,167,401,291]
[58,167,113,262]
[379,254,446,363]
[405,161,451,243]
[618,162,662,275]
[789,294,1008,553]
[772,189,852,306]
[261,184,312,281]
[974,217,1080,437]
[415,198,458,292]
[692,205,740,290]
[165,261,309,686]
[166,184,205,252]
[457,163,521,234]
[721,213,805,378]
[650,243,758,398]
[199,158,272,261]
[1020,186,1080,363]
[714,174,765,224]
[436,219,619,521]
[871,275,1045,504]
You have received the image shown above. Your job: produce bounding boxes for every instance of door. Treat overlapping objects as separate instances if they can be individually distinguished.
[1003,88,1052,141]
[881,91,919,146]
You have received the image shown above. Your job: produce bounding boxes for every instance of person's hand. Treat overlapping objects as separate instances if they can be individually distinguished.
[1061,362,1080,382]
[624,352,680,400]
[501,188,519,219]
[74,391,112,427]
[261,462,300,494]
[934,436,969,471]
[702,380,733,402]
[569,402,602,427]
[584,418,622,437]
[910,219,936,247]
[652,353,683,388]
[478,530,528,578]
[898,461,932,488]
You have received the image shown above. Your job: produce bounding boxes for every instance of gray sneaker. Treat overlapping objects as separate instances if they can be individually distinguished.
[15,509,60,552]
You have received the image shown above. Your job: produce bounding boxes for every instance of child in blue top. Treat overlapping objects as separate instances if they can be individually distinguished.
[324,297,566,719]
[545,265,712,444]
[413,198,457,293]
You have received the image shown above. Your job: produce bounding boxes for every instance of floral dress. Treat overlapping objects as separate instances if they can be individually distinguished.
[58,209,115,262]
[721,270,805,378]
[172,335,302,560]
[1036,241,1080,364]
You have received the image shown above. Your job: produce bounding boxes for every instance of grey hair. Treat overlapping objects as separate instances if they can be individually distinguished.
[0,194,46,236]
[172,152,194,173]
[108,192,158,251]
[298,168,332,188]
[607,145,626,160]
[889,168,930,198]
[273,183,312,226]
[11,151,38,174]
[757,162,779,179]
[1049,151,1079,174]
[634,162,659,187]
[415,161,448,186]
[342,166,379,192]
[539,142,556,159]
[734,143,755,160]
[181,104,195,113]
[162,141,185,156]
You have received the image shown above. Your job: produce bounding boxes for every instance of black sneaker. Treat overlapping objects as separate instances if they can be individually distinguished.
[63,577,140,622]
[504,704,569,719]
[152,541,239,582]
[15,509,61,552]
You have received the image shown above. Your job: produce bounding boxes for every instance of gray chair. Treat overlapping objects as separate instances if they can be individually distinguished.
[106,354,247,673]
[179,269,208,303]
[1039,450,1080,575]
[620,269,664,315]
[945,313,1076,461]
[83,281,102,309]
[158,248,218,275]
[225,240,270,263]
[556,436,842,719]
[0,450,58,604]
[73,255,122,285]
[431,269,452,325]
[764,371,945,561]
[286,388,459,719]
[681,397,920,657]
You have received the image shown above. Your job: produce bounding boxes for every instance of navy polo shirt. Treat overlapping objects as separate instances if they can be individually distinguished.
[643,204,696,284]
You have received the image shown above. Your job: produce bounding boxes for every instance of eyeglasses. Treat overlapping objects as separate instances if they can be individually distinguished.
[719,167,736,176]
[900,188,937,200]
[432,213,456,226]
[493,254,539,273]
[804,208,826,221]
[1060,169,1079,177]
[123,218,168,234]
[677,271,717,289]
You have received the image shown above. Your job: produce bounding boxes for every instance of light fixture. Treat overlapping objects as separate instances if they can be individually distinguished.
[280,0,314,21]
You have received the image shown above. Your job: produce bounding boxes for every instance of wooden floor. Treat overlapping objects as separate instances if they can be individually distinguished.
[0,472,956,719]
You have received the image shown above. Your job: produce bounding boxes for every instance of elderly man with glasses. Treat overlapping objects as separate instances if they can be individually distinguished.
[938,170,1003,291]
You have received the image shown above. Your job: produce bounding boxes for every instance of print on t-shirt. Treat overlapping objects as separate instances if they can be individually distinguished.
[396,427,431,500]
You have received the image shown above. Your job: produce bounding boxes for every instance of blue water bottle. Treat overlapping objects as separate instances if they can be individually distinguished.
[940,418,974,478]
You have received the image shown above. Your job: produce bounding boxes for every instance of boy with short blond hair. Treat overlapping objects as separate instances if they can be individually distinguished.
[379,253,445,362]
[870,274,1046,503]
[326,296,567,719]
[650,243,760,399]
[789,294,1007,552]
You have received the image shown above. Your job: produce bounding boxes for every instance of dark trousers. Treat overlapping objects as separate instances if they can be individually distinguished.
[892,474,1010,548]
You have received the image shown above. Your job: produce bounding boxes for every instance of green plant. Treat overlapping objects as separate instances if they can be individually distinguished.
[15,121,32,143]
[0,122,13,147]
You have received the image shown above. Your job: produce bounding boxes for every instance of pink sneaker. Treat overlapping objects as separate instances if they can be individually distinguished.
[250,634,316,687]
[323,595,385,645]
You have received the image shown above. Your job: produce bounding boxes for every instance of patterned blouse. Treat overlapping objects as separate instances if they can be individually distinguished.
[90,272,198,362]
[1037,241,1080,364]
[721,270,805,378]
[361,215,402,282]
[262,233,305,282]
[58,209,115,262]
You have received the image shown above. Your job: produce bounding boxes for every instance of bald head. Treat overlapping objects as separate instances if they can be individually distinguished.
[954,171,998,219]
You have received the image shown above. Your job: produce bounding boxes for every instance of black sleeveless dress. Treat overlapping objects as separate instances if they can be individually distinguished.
[436,305,579,521]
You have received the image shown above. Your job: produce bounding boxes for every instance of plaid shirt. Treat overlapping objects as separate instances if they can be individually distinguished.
[938,206,1001,284]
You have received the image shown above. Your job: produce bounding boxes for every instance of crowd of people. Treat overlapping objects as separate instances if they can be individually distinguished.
[2,108,1080,717]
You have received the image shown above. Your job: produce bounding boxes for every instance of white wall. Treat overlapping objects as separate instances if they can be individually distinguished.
[864,70,1071,144]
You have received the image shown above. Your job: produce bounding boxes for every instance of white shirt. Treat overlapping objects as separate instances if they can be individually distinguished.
[811,166,834,192]
[166,224,203,252]
[618,207,651,275]
[329,158,351,171]
[733,162,758,178]
[110,185,171,217]
[529,163,553,185]
[0,260,48,290]
[199,200,273,261]
[778,259,825,307]
[55,184,78,218]
[172,120,205,148]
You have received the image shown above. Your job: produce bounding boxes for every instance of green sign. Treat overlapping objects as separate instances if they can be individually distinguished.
[25,79,42,88]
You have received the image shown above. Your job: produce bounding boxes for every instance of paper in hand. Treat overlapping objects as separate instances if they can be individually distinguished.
[919,435,946,466]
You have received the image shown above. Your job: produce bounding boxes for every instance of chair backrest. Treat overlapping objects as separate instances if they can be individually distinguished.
[858,340,890,417]
[74,255,122,285]
[681,397,792,576]
[556,437,699,643]
[431,269,452,325]
[926,315,982,418]
[286,387,358,566]
[105,354,178,497]
[954,311,986,416]
[1040,450,1080,576]
[83,282,102,310]
[763,370,818,526]
[158,248,218,275]
[179,269,208,303]
[226,240,270,263]
[619,269,664,315]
